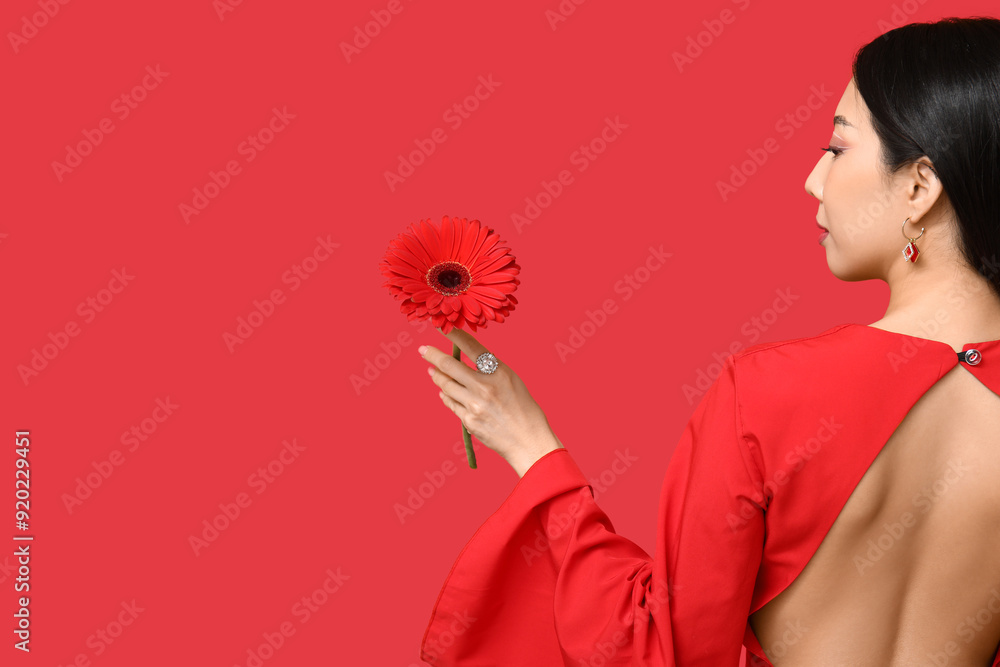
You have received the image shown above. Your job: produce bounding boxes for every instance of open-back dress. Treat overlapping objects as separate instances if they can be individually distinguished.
[420,322,1000,666]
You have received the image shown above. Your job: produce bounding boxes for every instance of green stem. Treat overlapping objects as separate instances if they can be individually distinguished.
[453,342,477,469]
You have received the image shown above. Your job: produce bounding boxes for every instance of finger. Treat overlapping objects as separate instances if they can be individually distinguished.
[421,344,483,387]
[428,365,475,407]
[438,390,471,429]
[437,326,492,366]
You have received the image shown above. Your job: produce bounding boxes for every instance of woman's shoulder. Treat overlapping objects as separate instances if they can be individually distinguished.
[725,322,902,403]
[726,320,960,406]
[731,322,858,365]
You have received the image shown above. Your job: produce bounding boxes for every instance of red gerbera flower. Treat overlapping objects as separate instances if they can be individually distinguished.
[379,215,520,334]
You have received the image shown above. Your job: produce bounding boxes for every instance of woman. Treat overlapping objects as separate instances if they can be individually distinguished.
[417,16,1000,666]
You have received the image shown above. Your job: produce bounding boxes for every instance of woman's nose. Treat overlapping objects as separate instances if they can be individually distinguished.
[804,156,826,201]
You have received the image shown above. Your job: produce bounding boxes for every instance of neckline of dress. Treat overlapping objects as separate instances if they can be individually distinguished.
[847,322,1000,353]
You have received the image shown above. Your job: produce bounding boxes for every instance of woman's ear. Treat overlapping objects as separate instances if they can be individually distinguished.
[906,158,945,215]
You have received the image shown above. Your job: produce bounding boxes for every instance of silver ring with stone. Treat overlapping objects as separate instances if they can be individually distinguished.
[476,352,499,374]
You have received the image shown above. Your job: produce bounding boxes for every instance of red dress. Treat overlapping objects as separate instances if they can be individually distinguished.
[419,323,1000,666]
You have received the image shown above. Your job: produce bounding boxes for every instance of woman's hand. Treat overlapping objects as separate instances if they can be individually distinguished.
[419,327,563,477]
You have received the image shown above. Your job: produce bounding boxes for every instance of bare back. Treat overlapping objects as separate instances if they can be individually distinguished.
[749,349,1000,665]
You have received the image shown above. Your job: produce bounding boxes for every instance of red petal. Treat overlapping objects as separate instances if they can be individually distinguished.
[462,296,482,319]
[426,292,444,309]
[487,281,517,294]
[399,231,435,268]
[450,216,466,259]
[467,289,505,307]
[419,218,443,260]
[480,241,511,258]
[410,289,436,303]
[467,223,492,264]
[471,231,501,265]
[388,245,427,272]
[470,285,507,301]
[385,259,423,281]
[473,270,518,285]
[440,215,455,260]
[457,218,481,262]
[472,253,515,279]
[399,279,428,294]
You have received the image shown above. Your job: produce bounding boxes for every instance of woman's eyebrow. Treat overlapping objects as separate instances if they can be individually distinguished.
[834,114,856,129]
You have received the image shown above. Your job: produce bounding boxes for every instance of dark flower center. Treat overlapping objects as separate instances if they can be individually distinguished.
[439,271,462,288]
[426,261,471,296]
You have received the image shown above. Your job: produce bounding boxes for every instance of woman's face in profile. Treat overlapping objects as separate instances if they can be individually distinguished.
[805,78,909,281]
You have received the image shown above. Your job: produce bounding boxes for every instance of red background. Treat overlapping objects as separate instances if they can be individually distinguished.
[3,0,996,664]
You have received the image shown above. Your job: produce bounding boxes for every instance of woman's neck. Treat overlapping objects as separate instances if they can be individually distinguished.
[878,255,1000,346]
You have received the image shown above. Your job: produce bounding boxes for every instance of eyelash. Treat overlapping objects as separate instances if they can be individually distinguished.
[821,145,844,159]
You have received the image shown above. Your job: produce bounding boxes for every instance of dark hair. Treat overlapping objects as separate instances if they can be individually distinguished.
[852,16,1000,299]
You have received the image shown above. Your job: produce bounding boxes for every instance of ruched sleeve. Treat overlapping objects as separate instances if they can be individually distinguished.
[419,354,767,666]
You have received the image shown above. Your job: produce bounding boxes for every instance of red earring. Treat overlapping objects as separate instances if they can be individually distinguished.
[902,217,924,263]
